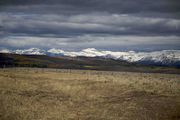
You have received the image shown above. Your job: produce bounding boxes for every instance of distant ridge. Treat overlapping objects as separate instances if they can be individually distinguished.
[0,48,180,67]
[1,53,180,74]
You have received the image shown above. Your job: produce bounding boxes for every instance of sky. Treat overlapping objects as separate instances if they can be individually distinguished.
[0,0,180,51]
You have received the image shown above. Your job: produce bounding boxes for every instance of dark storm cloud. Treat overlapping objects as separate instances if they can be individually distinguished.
[1,0,180,14]
[0,0,180,50]
[1,13,180,36]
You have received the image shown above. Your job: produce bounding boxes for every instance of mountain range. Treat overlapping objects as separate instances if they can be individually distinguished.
[1,48,180,67]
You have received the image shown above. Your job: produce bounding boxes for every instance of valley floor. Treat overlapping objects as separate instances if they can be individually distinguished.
[0,68,180,120]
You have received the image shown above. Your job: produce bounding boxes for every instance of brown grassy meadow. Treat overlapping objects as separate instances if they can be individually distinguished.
[0,68,180,120]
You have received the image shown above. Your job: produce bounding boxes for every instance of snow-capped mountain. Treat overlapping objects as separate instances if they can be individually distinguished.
[0,49,12,53]
[47,48,65,56]
[1,48,180,66]
[14,48,46,55]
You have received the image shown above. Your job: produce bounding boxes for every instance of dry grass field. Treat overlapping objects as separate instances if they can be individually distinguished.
[0,68,180,120]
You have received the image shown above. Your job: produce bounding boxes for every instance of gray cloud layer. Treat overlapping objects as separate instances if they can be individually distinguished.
[1,0,180,14]
[0,0,180,51]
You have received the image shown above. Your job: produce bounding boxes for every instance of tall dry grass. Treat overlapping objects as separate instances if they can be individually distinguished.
[0,68,180,120]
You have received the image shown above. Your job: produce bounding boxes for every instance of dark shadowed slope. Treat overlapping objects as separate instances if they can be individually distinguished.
[0,53,179,74]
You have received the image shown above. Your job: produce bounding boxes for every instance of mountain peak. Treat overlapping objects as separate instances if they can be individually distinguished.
[0,49,11,53]
[82,48,97,52]
[47,48,64,54]
[14,48,45,55]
